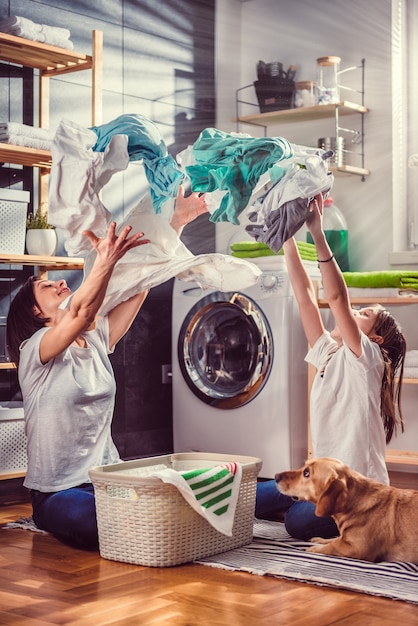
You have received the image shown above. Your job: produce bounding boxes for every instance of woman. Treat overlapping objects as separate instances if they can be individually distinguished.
[6,188,207,550]
[256,193,407,539]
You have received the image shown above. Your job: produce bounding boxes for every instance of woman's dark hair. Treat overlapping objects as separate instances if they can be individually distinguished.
[6,276,50,366]
[373,307,407,444]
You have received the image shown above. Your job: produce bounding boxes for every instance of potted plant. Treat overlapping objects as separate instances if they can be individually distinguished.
[26,205,58,256]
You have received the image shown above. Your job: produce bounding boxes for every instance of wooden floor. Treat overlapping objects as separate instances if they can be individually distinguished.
[1,472,417,626]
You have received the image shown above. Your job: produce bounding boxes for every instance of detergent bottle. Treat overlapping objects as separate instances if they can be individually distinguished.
[306,196,350,271]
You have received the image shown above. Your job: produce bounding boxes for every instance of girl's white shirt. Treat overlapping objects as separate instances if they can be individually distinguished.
[306,330,389,485]
[18,316,120,492]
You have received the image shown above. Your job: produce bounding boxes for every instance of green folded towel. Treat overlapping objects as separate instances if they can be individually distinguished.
[230,240,317,261]
[342,271,418,290]
[231,249,278,258]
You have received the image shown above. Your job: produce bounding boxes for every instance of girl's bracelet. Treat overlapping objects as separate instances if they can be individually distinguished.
[317,254,334,264]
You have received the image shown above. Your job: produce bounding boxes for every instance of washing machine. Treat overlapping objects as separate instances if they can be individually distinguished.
[172,257,314,478]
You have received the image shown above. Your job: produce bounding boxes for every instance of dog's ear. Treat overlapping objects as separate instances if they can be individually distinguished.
[315,476,348,517]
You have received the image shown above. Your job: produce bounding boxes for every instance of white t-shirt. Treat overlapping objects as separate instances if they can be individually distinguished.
[19,316,121,492]
[306,331,389,485]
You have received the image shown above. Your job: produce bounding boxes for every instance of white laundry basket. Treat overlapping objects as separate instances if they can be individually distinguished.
[0,402,26,475]
[0,189,30,254]
[89,452,262,567]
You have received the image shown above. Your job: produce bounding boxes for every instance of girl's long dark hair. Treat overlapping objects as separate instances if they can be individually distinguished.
[6,276,50,366]
[374,308,407,443]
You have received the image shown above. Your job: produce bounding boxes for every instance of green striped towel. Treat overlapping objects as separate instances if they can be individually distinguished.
[153,462,242,536]
[342,271,418,290]
[230,240,317,261]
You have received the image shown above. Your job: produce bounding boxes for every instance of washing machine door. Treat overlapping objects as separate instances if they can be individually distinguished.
[178,291,273,409]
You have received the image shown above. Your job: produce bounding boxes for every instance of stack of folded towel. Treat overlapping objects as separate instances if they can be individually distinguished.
[230,240,317,262]
[404,350,418,379]
[0,122,54,151]
[0,15,73,50]
[342,271,418,291]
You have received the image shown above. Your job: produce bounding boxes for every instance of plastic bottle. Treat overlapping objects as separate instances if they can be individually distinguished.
[306,196,350,271]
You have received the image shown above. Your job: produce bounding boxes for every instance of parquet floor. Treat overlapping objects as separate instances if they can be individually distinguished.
[0,473,417,626]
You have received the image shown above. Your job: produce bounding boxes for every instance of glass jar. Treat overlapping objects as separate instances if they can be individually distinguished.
[317,56,341,105]
[294,81,317,108]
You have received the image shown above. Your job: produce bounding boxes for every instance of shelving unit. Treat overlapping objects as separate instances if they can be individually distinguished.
[308,287,418,468]
[234,60,368,179]
[0,33,97,457]
[0,30,103,198]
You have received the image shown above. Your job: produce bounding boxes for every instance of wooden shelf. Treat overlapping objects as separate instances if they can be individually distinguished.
[318,295,418,307]
[233,101,369,126]
[0,32,94,77]
[0,143,51,171]
[0,253,84,271]
[386,450,418,466]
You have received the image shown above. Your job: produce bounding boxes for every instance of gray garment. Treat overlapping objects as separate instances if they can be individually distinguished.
[246,196,311,252]
[19,317,120,492]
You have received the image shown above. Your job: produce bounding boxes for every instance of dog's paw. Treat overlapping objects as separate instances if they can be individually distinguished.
[309,537,332,545]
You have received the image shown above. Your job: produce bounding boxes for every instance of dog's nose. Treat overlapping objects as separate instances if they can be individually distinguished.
[274,473,282,482]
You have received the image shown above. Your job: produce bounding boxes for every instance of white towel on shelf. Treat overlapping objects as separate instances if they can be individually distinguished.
[0,134,52,150]
[404,366,418,379]
[0,122,54,141]
[0,15,73,49]
[405,350,418,368]
[152,462,243,536]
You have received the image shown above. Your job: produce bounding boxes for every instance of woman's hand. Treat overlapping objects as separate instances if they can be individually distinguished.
[82,222,150,267]
[170,185,208,235]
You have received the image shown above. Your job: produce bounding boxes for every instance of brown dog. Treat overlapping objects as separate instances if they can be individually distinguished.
[275,457,418,563]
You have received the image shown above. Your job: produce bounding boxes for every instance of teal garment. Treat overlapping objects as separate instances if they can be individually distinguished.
[186,128,293,224]
[90,113,185,212]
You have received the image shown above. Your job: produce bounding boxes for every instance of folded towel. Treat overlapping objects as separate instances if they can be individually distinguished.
[0,16,73,49]
[0,134,52,150]
[230,239,317,261]
[403,367,418,379]
[405,350,418,368]
[342,271,418,290]
[0,122,54,141]
[152,462,243,536]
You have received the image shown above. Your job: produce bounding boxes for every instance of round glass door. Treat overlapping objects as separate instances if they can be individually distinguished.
[178,291,273,409]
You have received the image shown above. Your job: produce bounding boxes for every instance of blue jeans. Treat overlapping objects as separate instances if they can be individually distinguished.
[255,480,338,540]
[284,500,338,540]
[31,483,99,550]
[255,479,294,515]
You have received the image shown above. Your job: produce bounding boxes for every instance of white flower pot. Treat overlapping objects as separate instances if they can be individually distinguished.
[26,229,58,256]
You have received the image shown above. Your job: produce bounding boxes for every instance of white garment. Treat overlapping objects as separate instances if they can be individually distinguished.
[19,317,121,492]
[48,118,262,301]
[306,331,389,485]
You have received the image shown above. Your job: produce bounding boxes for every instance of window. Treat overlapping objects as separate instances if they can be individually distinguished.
[390,0,418,263]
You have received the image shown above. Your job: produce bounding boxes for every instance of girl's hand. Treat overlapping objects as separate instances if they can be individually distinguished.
[82,222,150,267]
[170,185,208,234]
[305,193,324,239]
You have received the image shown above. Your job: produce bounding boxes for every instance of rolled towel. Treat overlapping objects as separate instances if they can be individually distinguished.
[6,26,74,49]
[0,15,41,32]
[342,271,418,290]
[0,122,54,141]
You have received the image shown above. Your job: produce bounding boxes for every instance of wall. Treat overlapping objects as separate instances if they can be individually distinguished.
[215,0,394,272]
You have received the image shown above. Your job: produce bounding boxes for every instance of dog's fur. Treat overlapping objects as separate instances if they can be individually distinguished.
[275,457,418,563]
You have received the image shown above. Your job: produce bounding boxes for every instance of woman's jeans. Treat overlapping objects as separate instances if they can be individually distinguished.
[31,483,99,550]
[255,479,338,540]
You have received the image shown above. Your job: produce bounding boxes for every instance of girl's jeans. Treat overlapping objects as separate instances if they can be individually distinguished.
[31,483,99,550]
[255,479,338,540]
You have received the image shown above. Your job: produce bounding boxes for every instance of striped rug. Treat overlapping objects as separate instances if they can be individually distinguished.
[195,519,418,605]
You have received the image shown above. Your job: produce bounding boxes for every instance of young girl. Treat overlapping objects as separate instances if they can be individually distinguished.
[257,193,407,539]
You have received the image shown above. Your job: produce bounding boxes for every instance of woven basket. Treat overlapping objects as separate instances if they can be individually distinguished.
[89,452,262,567]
